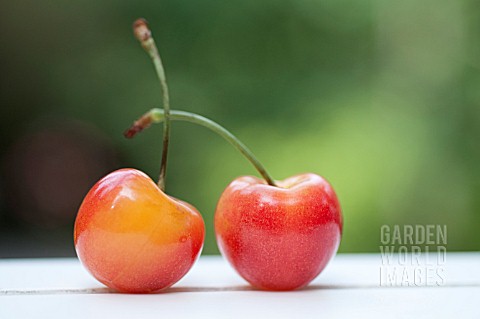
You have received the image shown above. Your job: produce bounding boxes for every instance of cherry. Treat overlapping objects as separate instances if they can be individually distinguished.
[74,19,205,293]
[215,174,342,291]
[74,168,204,293]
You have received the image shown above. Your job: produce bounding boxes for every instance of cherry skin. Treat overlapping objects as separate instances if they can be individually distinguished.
[74,168,205,293]
[215,173,342,291]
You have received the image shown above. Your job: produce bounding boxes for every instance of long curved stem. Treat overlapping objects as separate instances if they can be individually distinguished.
[133,19,171,191]
[125,108,277,186]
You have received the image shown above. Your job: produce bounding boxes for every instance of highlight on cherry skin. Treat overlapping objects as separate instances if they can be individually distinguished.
[74,168,205,293]
[215,173,343,291]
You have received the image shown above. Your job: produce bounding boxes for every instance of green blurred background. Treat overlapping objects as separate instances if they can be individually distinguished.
[0,0,479,257]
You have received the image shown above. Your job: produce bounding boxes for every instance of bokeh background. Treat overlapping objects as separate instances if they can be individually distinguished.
[1,0,479,257]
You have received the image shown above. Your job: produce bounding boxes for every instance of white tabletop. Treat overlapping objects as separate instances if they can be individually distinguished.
[1,253,479,319]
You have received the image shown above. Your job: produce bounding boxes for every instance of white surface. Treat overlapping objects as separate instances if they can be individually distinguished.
[1,253,479,318]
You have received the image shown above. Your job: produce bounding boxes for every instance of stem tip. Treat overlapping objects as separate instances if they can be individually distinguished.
[124,113,155,138]
[133,18,151,42]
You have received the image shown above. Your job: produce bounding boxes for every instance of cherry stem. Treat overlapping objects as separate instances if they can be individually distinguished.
[125,109,277,187]
[133,18,171,191]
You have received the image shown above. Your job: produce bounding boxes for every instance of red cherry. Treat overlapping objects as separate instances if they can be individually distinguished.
[215,173,342,291]
[74,168,205,293]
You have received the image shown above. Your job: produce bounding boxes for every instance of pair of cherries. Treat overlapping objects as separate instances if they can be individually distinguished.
[74,19,343,293]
